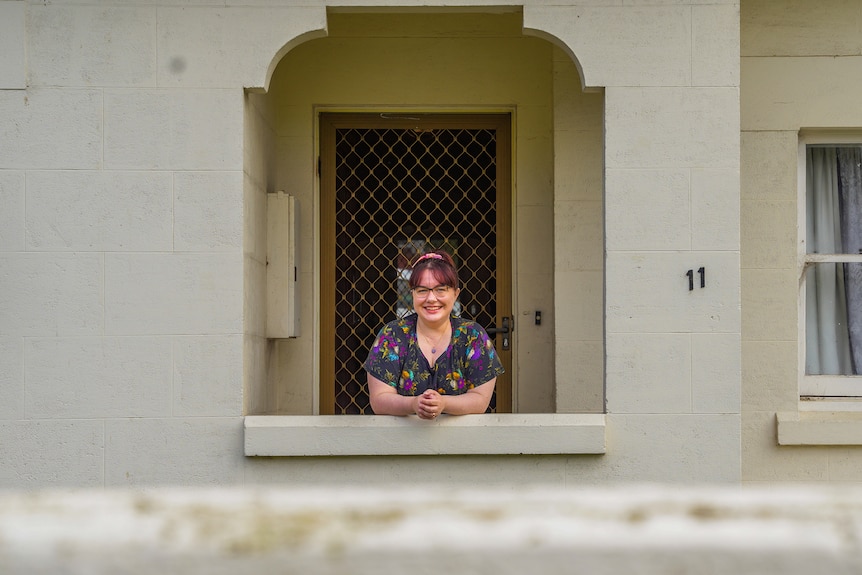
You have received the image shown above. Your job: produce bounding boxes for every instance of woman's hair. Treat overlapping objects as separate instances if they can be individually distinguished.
[409,250,459,290]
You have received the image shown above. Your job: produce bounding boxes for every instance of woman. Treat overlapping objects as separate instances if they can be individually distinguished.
[364,250,504,419]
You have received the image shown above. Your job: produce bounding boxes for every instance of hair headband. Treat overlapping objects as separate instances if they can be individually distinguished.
[413,253,444,267]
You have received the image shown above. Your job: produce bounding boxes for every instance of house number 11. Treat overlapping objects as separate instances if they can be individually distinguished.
[686,267,705,291]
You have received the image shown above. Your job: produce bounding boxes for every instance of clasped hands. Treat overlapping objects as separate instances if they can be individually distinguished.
[415,389,445,420]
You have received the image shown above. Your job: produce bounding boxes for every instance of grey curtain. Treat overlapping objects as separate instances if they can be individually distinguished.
[806,147,851,374]
[837,147,862,374]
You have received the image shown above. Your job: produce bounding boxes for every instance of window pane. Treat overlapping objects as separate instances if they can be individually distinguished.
[805,263,856,375]
[805,146,862,376]
[806,147,839,255]
[806,146,862,255]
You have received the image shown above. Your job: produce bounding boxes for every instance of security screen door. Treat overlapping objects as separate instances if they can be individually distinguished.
[319,113,512,415]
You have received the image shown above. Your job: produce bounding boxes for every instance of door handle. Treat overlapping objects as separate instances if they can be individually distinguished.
[485,316,513,350]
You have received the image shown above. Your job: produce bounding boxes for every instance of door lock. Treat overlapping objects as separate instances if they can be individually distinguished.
[485,316,513,351]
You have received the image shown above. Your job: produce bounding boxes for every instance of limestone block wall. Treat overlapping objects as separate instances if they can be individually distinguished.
[0,1,25,90]
[0,1,324,487]
[2,0,742,488]
[528,1,742,481]
[741,0,862,484]
[552,46,604,414]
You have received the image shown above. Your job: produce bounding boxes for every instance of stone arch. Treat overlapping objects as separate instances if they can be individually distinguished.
[521,27,590,92]
[257,29,328,94]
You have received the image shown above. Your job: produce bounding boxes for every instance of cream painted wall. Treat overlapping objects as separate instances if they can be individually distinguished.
[741,0,862,484]
[552,46,604,413]
[243,5,740,483]
[528,2,741,482]
[250,11,604,415]
[243,90,277,416]
[2,0,743,488]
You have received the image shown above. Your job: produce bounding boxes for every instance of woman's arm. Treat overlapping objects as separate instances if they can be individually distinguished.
[368,373,496,418]
[369,374,495,418]
[367,374,419,416]
[431,378,496,415]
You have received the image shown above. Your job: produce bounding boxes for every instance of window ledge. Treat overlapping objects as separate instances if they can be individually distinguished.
[244,413,606,456]
[777,411,862,446]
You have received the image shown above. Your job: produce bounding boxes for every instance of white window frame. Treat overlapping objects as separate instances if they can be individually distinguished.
[797,132,862,400]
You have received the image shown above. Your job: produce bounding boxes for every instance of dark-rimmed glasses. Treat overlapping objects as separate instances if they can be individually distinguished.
[412,285,451,299]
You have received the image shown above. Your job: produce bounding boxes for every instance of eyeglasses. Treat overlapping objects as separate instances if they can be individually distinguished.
[412,285,451,299]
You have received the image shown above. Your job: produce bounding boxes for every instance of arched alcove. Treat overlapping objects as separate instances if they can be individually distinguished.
[243,8,604,416]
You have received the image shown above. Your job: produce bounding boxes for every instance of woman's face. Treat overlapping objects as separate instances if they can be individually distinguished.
[412,269,459,325]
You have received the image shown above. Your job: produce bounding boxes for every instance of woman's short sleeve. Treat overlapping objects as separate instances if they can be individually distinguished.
[363,321,406,387]
[451,319,505,391]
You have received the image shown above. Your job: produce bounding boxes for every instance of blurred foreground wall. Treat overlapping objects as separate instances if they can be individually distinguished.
[1,486,861,574]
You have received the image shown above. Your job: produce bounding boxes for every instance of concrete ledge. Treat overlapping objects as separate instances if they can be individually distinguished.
[2,486,862,574]
[244,413,606,456]
[777,411,862,445]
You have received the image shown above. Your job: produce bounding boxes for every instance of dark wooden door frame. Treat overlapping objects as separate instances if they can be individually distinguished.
[319,112,512,414]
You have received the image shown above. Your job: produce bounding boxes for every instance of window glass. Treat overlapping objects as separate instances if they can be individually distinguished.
[805,146,862,376]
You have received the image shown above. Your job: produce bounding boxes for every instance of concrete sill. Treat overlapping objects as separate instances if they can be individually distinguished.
[244,413,606,456]
[777,411,862,446]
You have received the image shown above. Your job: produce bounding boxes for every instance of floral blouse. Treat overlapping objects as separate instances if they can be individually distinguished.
[364,313,505,396]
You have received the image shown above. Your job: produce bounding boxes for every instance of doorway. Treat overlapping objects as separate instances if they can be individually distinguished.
[319,112,513,414]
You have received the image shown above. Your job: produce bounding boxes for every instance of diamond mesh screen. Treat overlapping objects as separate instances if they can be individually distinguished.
[332,126,499,414]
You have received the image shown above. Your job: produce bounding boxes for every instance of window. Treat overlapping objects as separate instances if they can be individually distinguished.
[801,137,862,397]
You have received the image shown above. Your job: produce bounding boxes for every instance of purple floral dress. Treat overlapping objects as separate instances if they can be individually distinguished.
[364,313,504,396]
